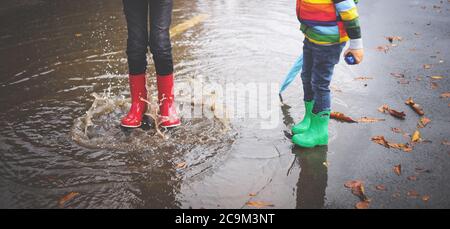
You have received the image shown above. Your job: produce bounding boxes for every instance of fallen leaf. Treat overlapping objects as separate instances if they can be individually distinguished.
[390,73,405,78]
[411,130,421,142]
[354,76,373,81]
[403,144,413,152]
[371,136,390,148]
[389,142,413,152]
[423,64,432,69]
[378,104,388,113]
[431,82,439,89]
[378,104,406,119]
[407,176,417,181]
[391,127,403,133]
[388,109,406,119]
[405,97,425,116]
[442,141,450,146]
[176,162,187,169]
[417,117,431,128]
[74,33,82,37]
[373,133,412,151]
[407,190,420,198]
[245,201,274,208]
[398,79,410,84]
[386,36,403,43]
[440,92,450,98]
[430,75,444,80]
[355,200,370,209]
[331,112,357,123]
[422,195,431,202]
[344,180,368,201]
[345,180,363,188]
[392,192,401,198]
[376,45,389,53]
[58,192,79,207]
[394,164,401,176]
[249,193,257,197]
[352,185,368,201]
[375,185,386,191]
[357,117,385,123]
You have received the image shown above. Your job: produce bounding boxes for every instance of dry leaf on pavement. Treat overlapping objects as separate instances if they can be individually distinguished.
[331,112,357,123]
[245,201,274,208]
[394,164,402,176]
[405,97,425,116]
[58,192,79,208]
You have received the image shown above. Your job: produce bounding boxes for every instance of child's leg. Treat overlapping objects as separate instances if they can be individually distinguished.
[149,0,174,76]
[291,39,315,135]
[121,0,149,128]
[148,0,180,128]
[123,0,149,75]
[310,43,345,114]
[300,39,314,102]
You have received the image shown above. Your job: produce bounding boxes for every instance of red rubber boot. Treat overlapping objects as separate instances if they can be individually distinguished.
[157,73,181,128]
[121,73,148,128]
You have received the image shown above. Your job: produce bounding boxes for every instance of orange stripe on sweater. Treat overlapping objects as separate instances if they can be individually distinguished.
[299,2,337,22]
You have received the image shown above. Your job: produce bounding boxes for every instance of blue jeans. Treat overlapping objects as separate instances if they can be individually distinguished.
[301,39,345,114]
[123,0,173,76]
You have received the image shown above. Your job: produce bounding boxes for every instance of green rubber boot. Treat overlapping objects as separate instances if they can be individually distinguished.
[291,101,314,135]
[292,110,330,148]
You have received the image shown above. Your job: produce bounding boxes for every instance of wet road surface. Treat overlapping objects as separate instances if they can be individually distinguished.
[0,0,449,208]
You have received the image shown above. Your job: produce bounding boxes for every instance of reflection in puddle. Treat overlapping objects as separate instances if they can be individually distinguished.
[293,146,328,209]
[282,102,328,209]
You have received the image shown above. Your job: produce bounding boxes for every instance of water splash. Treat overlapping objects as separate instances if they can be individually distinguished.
[70,80,237,178]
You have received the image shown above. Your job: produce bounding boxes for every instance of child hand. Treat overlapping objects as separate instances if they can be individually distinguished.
[344,49,364,64]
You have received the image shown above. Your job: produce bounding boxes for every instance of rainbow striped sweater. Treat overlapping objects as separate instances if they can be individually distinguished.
[296,0,363,49]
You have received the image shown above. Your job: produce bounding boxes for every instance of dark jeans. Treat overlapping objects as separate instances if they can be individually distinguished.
[301,39,345,114]
[123,0,173,76]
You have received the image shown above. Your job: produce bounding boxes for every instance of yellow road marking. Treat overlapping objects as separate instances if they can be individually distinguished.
[86,14,208,58]
[170,14,209,38]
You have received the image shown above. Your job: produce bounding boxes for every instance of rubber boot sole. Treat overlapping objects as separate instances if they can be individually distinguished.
[292,136,328,148]
[294,141,328,148]
[160,122,181,128]
[121,115,145,128]
[144,114,181,128]
[120,122,142,128]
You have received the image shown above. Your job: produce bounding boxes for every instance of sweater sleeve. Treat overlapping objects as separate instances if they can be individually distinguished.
[333,0,363,49]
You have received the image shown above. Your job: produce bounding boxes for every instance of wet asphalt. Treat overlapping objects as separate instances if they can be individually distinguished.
[0,0,449,208]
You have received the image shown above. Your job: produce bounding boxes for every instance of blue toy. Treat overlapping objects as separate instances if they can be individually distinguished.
[345,52,356,65]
